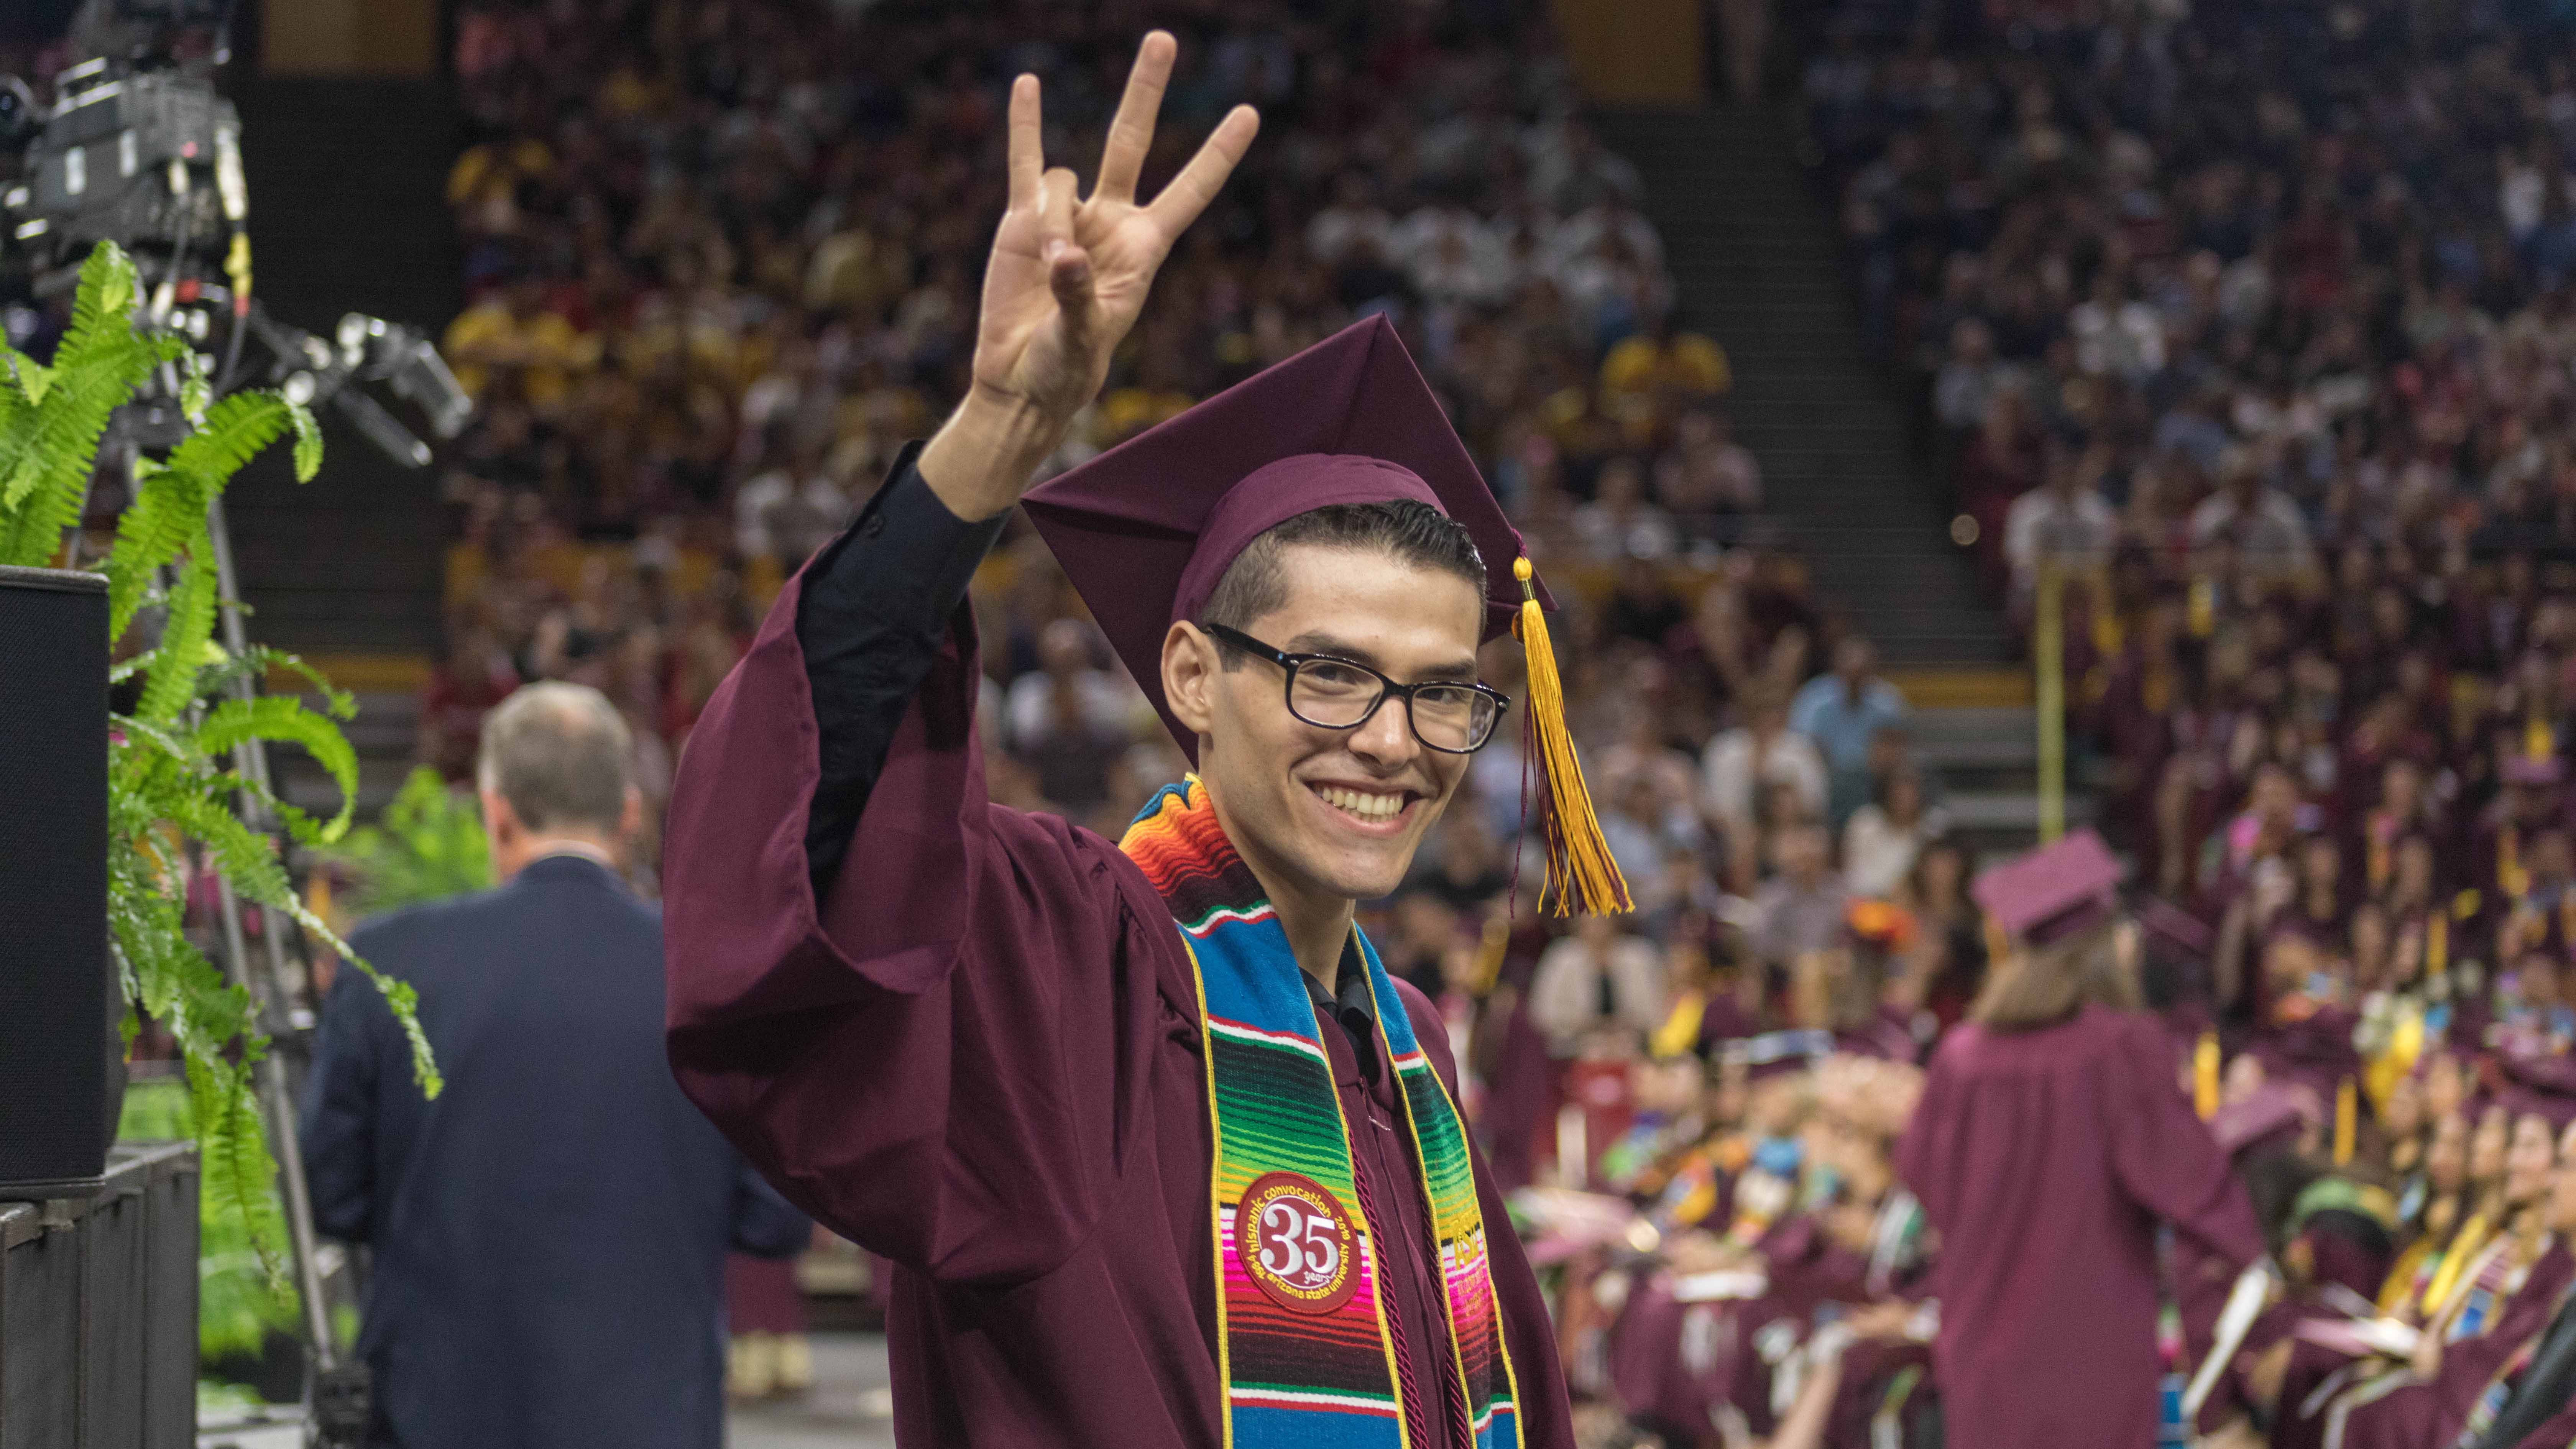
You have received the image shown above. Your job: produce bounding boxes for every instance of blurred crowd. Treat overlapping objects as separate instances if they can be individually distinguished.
[1633,2,2576,1446]
[1804,0,2576,1029]
[425,0,1791,842]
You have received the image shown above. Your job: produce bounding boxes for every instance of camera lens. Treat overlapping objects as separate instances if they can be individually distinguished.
[0,77,36,150]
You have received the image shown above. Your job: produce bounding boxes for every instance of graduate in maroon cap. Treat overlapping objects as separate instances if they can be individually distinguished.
[659,33,1607,1449]
[1893,830,2266,1449]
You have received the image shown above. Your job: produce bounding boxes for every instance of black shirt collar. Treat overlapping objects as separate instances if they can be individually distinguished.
[1304,940,1382,1079]
[1300,941,1375,1017]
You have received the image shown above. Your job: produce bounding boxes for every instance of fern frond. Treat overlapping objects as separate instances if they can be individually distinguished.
[164,389,299,488]
[187,1051,286,1283]
[59,240,142,363]
[194,696,359,842]
[135,540,218,725]
[153,783,442,1099]
[103,461,212,642]
[1,344,54,404]
[286,398,320,482]
[0,244,185,567]
[202,644,357,721]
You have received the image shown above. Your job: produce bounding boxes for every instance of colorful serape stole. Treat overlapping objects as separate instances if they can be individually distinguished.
[1121,779,1524,1449]
[2453,1268,2576,1449]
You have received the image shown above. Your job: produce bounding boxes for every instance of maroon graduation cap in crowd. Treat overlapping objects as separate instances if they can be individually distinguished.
[2210,1083,2318,1159]
[1972,828,2125,947]
[1020,315,1630,913]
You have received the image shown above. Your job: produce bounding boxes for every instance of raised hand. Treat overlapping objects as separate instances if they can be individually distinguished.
[920,31,1260,518]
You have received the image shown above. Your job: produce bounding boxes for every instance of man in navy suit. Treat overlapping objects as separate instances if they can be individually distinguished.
[303,681,807,1449]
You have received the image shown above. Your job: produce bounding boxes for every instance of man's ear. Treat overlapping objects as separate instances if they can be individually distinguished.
[619,785,644,844]
[480,787,519,847]
[1163,621,1220,738]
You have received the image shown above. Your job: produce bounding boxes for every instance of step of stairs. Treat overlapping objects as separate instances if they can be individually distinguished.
[219,77,460,661]
[1592,104,2010,667]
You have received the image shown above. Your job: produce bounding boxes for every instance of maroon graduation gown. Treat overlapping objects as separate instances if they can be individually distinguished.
[660,578,1575,1449]
[2311,1240,2574,1449]
[1894,1006,2262,1449]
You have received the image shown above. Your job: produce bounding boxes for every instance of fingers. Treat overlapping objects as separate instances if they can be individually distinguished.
[1007,74,1043,212]
[1050,242,1098,360]
[1040,167,1079,253]
[1144,104,1261,237]
[1095,30,1176,204]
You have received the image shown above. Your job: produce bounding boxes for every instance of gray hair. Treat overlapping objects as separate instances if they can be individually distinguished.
[476,682,634,834]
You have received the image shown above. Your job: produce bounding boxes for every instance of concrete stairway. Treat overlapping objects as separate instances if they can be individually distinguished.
[221,76,458,662]
[217,77,463,805]
[1590,104,2062,849]
[1591,105,2010,668]
[1907,705,2094,863]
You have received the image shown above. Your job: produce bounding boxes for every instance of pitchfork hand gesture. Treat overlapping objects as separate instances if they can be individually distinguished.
[920,31,1260,520]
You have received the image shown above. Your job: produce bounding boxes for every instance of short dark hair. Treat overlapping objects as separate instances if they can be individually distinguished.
[1198,501,1487,646]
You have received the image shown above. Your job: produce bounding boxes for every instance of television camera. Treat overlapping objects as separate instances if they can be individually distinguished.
[1,0,470,467]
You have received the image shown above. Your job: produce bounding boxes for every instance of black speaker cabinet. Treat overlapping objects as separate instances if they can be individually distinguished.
[0,566,117,1198]
[0,1141,200,1449]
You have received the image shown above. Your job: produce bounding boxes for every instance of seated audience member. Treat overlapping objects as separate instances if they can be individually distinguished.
[1841,769,1946,900]
[1531,913,1670,1056]
[1789,636,1907,828]
[1704,688,1830,839]
[1751,823,1852,969]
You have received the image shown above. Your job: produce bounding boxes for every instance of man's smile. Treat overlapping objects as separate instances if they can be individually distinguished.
[1304,779,1423,835]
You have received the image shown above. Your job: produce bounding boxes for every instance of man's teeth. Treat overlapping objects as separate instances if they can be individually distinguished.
[1316,785,1406,820]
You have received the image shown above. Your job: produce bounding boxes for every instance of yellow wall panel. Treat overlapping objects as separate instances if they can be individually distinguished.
[262,0,438,77]
[1550,0,1704,106]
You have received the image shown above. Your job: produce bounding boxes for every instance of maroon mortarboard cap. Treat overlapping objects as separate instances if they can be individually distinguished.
[2212,1083,2317,1157]
[2500,1049,2576,1126]
[1021,315,1548,761]
[2135,893,2213,965]
[1972,828,2125,946]
[2506,1084,2576,1134]
[2504,755,2566,787]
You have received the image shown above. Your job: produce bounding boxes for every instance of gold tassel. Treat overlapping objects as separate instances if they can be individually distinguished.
[2195,1031,2221,1121]
[2334,1077,2357,1167]
[1512,556,1631,915]
[1472,912,1510,995]
[1651,990,1707,1060]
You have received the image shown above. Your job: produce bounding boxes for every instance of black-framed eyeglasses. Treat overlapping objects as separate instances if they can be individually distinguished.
[1204,623,1510,754]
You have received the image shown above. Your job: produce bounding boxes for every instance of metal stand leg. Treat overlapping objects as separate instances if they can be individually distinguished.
[203,496,368,1442]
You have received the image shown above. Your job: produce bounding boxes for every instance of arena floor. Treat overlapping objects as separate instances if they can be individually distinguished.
[728,1332,899,1449]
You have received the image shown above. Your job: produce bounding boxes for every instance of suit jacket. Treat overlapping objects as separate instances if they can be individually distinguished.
[302,853,808,1449]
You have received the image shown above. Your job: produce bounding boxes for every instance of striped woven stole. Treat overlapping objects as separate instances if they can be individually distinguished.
[1120,779,1523,1449]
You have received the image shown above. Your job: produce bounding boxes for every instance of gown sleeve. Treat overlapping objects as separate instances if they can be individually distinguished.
[662,456,1168,1288]
[2102,1014,2264,1268]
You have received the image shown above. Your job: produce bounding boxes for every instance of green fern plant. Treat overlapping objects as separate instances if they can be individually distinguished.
[117,1074,292,1360]
[0,242,441,1282]
[320,764,496,919]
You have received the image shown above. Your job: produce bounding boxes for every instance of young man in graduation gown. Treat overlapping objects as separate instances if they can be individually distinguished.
[660,34,1592,1449]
